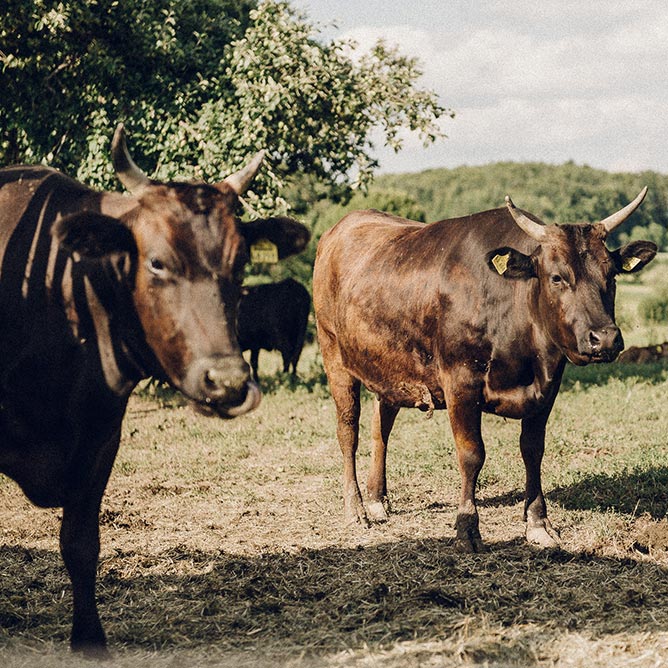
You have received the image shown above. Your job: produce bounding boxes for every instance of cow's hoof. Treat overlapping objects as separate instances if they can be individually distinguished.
[526,521,561,548]
[366,500,389,523]
[454,534,487,553]
[71,642,111,661]
[344,509,371,528]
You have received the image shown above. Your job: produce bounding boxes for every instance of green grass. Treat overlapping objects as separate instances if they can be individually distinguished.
[616,252,668,346]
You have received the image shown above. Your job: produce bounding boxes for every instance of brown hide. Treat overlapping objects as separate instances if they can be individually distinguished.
[313,201,655,554]
[618,342,668,363]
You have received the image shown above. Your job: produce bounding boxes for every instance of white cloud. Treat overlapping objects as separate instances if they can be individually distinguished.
[318,2,668,173]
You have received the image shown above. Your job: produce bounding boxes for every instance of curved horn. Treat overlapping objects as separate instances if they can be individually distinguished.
[505,195,548,242]
[111,123,151,193]
[222,149,266,195]
[599,186,648,232]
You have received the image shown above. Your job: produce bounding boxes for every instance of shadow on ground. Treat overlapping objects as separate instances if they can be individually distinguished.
[561,360,668,391]
[548,465,668,519]
[1,527,667,660]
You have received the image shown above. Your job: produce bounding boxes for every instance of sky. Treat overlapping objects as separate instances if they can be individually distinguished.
[292,0,668,175]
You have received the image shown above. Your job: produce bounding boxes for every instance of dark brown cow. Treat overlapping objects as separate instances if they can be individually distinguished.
[313,190,655,553]
[0,124,309,655]
[237,277,311,381]
[618,342,668,363]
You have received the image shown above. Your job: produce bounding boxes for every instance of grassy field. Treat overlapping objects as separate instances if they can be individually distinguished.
[2,259,668,667]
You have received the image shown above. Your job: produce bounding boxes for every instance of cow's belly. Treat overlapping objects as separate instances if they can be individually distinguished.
[367,377,446,411]
[341,344,445,410]
[0,393,76,506]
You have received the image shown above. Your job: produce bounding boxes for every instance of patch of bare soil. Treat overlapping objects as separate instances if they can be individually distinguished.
[632,516,668,554]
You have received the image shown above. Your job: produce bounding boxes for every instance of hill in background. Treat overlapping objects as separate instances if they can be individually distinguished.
[371,161,668,250]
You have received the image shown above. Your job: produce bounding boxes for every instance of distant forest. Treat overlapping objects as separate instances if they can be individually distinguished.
[263,161,668,289]
[367,161,668,251]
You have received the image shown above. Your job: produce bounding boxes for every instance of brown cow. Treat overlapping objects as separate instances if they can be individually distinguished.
[618,342,668,363]
[313,190,655,553]
[0,124,309,655]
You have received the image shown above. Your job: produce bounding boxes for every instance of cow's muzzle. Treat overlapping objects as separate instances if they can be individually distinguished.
[186,355,261,418]
[575,325,624,364]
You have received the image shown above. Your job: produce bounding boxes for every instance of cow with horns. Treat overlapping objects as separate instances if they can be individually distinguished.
[0,124,309,655]
[313,190,656,553]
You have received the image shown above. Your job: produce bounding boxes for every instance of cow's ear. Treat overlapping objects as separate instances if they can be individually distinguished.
[486,246,536,279]
[53,212,137,259]
[240,217,310,260]
[611,240,657,274]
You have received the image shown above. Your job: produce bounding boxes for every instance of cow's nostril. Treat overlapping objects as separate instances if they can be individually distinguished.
[589,330,601,350]
[204,368,222,390]
[202,362,249,397]
[586,326,623,357]
[612,329,624,352]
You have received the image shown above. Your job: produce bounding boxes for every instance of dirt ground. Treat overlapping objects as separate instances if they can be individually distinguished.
[2,385,668,667]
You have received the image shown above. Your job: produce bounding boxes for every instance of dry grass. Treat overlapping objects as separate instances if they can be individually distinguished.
[2,347,668,667]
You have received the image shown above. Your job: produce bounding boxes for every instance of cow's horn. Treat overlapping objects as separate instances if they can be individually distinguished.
[599,187,648,233]
[111,123,151,193]
[505,195,548,242]
[222,150,266,195]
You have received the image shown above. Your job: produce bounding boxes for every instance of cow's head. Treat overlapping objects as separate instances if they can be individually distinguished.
[487,189,656,365]
[53,124,309,417]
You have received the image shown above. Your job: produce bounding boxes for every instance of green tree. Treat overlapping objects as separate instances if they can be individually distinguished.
[0,0,448,212]
[0,0,254,172]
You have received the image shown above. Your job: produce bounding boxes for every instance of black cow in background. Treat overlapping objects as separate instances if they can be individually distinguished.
[238,278,311,381]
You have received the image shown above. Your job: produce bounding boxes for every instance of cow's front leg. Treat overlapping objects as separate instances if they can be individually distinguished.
[520,411,560,548]
[61,496,108,656]
[319,331,366,526]
[446,397,486,553]
[60,430,120,657]
[366,397,399,522]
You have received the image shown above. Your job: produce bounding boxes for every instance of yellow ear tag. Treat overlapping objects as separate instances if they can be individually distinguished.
[622,256,641,272]
[250,238,279,264]
[492,253,510,275]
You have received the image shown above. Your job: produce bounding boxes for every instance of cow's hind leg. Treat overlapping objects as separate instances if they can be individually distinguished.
[446,395,486,553]
[281,350,291,374]
[280,344,294,375]
[333,373,364,525]
[520,412,560,548]
[288,344,303,376]
[366,397,399,522]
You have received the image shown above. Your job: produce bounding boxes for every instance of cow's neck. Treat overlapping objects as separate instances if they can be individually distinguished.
[93,192,139,218]
[478,279,566,418]
[61,255,158,396]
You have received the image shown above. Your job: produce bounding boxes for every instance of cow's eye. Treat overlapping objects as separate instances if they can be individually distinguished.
[147,257,167,276]
[551,274,563,285]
